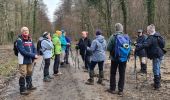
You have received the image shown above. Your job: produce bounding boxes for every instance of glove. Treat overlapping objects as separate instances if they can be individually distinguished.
[75,45,79,50]
[87,47,90,50]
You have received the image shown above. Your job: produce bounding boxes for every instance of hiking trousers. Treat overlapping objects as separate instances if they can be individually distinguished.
[81,54,91,70]
[110,60,126,92]
[53,54,60,74]
[44,58,50,77]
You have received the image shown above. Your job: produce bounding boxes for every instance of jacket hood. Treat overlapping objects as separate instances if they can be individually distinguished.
[96,35,105,43]
[154,32,161,37]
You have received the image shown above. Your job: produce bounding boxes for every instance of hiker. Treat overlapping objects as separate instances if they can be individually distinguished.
[41,32,54,82]
[85,30,107,85]
[60,30,67,66]
[135,24,166,90]
[16,27,38,95]
[135,29,148,74]
[107,23,131,96]
[52,31,62,75]
[76,31,91,71]
[64,32,71,64]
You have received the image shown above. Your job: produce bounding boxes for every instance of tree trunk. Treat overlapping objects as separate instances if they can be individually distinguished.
[120,0,127,34]
[146,0,155,25]
[33,0,38,35]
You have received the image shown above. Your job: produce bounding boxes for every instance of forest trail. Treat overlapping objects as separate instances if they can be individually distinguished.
[0,48,170,100]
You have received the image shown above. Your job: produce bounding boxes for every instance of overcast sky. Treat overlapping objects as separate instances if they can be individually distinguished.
[43,0,62,22]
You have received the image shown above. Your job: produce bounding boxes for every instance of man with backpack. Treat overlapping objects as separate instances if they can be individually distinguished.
[52,30,62,75]
[16,27,39,95]
[135,29,148,74]
[136,24,166,90]
[107,23,131,96]
[76,31,91,71]
[85,30,107,85]
[40,32,54,82]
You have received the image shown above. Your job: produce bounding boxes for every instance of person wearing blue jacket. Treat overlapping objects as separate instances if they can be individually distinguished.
[60,30,68,65]
[86,30,107,85]
[41,32,54,82]
[64,33,71,64]
[17,27,39,95]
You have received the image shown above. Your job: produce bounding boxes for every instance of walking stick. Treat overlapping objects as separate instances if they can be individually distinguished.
[76,49,80,69]
[27,62,37,88]
[70,47,75,67]
[134,53,138,89]
[40,59,45,71]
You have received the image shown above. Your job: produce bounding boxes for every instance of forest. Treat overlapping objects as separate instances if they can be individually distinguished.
[0,0,169,42]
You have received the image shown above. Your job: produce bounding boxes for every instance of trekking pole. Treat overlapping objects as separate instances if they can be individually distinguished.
[76,49,80,69]
[134,53,138,89]
[70,47,75,67]
[32,62,37,75]
[27,61,36,88]
[40,58,45,71]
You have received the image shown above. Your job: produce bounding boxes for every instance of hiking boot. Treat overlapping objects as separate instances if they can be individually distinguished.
[118,91,124,96]
[97,71,104,85]
[54,72,63,76]
[85,71,94,85]
[27,85,37,91]
[48,75,54,79]
[85,79,94,85]
[43,77,51,82]
[60,62,64,66]
[20,90,30,95]
[106,89,117,94]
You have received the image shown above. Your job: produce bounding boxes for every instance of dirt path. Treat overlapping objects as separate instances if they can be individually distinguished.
[0,50,170,100]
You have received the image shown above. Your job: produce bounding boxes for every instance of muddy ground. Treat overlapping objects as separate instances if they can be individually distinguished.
[0,47,170,100]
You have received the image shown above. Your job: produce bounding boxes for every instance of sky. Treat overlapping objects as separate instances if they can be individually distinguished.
[43,0,62,22]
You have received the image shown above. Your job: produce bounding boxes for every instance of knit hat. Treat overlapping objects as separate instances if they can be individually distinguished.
[137,29,143,33]
[55,30,62,36]
[43,32,49,38]
[96,30,102,35]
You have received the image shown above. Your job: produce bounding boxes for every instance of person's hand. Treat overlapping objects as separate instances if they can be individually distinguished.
[67,43,70,45]
[87,47,90,50]
[35,55,39,59]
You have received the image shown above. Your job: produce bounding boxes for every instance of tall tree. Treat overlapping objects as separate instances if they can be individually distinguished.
[146,0,155,25]
[120,0,127,33]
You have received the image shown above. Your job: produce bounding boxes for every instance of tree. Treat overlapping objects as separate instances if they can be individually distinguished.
[146,0,155,25]
[120,0,127,33]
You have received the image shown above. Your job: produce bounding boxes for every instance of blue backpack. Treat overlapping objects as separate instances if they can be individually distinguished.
[114,33,131,62]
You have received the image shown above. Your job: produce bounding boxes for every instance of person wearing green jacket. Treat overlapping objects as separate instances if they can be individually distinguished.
[52,31,62,75]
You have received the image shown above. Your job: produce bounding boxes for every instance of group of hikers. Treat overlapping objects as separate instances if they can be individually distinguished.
[14,23,166,96]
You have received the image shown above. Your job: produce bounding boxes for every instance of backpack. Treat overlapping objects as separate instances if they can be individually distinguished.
[114,34,131,62]
[37,39,45,55]
[13,37,22,56]
[155,35,166,54]
[13,40,18,56]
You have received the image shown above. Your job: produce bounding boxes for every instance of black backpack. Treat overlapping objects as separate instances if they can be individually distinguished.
[13,36,22,56]
[37,38,47,55]
[13,40,18,56]
[154,34,166,54]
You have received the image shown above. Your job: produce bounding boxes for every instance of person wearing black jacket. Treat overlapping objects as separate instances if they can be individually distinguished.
[76,31,91,70]
[135,29,147,74]
[136,24,165,90]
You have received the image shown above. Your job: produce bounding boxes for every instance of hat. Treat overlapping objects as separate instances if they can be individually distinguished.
[96,30,102,35]
[55,31,62,36]
[43,32,49,37]
[137,29,143,33]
